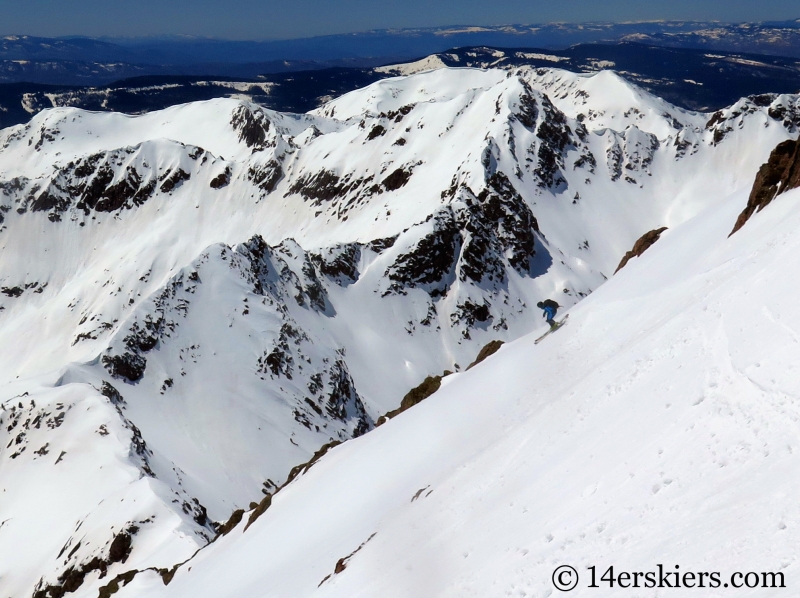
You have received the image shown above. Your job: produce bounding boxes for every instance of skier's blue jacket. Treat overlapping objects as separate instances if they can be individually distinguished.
[537,299,559,322]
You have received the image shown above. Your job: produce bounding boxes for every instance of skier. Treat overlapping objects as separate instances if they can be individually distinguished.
[537,299,560,329]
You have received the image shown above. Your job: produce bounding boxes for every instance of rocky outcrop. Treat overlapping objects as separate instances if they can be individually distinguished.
[247,160,283,193]
[706,95,800,146]
[287,169,376,206]
[534,96,572,191]
[377,374,445,425]
[614,227,668,273]
[230,105,273,151]
[237,236,332,313]
[8,144,208,222]
[384,173,538,298]
[102,275,188,384]
[384,211,460,297]
[310,243,361,286]
[209,166,231,189]
[33,149,158,218]
[730,139,800,235]
[466,340,504,370]
[381,166,412,191]
[159,168,190,193]
[31,526,139,598]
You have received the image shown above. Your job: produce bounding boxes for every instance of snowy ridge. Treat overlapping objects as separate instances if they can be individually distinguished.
[0,66,798,597]
[374,54,449,76]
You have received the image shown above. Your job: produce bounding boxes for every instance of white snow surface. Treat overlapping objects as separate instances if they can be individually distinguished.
[0,65,798,597]
[117,184,800,598]
[374,54,450,75]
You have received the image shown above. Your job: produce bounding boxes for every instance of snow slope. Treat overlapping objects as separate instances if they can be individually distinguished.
[0,65,798,596]
[115,183,800,598]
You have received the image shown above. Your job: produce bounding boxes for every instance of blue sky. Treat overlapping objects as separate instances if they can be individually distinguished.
[0,0,797,40]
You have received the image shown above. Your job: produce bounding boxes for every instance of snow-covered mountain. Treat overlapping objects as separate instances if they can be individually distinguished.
[0,64,798,597]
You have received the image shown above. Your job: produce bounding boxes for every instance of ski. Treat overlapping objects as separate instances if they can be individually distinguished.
[534,314,569,344]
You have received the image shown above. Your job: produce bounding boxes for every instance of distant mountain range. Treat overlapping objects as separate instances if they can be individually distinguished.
[1,42,798,129]
[1,19,800,88]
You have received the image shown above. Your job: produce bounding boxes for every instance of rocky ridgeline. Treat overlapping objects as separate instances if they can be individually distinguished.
[4,142,204,222]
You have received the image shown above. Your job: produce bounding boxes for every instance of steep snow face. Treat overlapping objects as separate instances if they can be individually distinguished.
[113,185,800,598]
[0,67,798,597]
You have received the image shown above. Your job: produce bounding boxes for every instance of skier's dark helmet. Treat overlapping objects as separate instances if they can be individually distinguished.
[536,301,544,308]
